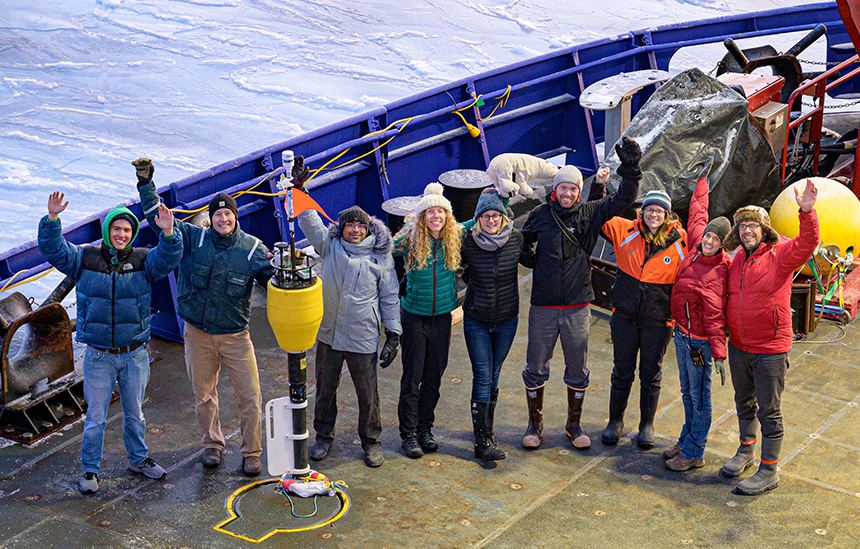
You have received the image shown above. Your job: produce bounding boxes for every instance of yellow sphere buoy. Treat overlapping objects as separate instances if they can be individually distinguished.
[770,177,860,275]
[266,277,323,352]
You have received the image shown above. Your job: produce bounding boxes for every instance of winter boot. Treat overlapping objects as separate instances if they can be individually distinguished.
[472,400,506,461]
[522,386,544,448]
[601,386,630,445]
[736,437,782,495]
[637,387,661,449]
[720,417,758,478]
[564,387,591,450]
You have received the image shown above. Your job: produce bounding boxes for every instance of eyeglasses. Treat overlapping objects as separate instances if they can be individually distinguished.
[343,222,367,231]
[480,213,502,222]
[738,222,760,232]
[642,207,666,216]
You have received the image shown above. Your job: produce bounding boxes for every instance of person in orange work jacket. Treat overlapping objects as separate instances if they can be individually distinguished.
[599,183,690,450]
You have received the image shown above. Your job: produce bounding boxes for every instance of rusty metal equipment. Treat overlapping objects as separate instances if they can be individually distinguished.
[0,277,83,445]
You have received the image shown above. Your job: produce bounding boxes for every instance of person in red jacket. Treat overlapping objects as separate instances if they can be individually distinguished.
[720,179,818,495]
[664,166,731,471]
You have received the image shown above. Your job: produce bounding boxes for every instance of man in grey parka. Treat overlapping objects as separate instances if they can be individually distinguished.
[297,205,401,468]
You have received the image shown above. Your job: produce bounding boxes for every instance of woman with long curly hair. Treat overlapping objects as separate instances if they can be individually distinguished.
[394,182,463,458]
[599,185,691,450]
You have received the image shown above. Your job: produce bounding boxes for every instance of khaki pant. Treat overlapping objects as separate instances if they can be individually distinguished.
[184,324,262,458]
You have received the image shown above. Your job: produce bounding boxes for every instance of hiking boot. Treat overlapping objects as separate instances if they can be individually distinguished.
[665,454,705,471]
[662,443,682,460]
[736,437,781,496]
[636,387,660,449]
[564,388,591,450]
[129,457,166,479]
[364,444,384,468]
[242,456,262,477]
[79,472,99,494]
[201,448,222,468]
[402,434,424,459]
[601,387,630,445]
[417,431,438,452]
[309,439,332,461]
[522,386,544,449]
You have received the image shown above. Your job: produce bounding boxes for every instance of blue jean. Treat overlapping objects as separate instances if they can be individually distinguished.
[464,315,518,401]
[81,344,151,473]
[673,329,713,461]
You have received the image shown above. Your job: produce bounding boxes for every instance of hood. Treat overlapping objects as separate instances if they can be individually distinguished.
[102,206,140,250]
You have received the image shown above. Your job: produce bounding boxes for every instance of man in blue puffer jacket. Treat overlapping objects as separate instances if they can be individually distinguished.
[134,158,273,477]
[38,191,182,494]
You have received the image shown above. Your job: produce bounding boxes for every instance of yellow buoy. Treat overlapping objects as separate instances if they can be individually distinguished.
[770,177,860,275]
[266,277,323,352]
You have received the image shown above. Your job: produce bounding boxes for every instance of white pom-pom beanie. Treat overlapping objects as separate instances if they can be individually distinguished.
[414,182,453,215]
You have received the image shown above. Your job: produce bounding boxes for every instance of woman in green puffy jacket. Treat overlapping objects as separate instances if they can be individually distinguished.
[394,182,462,458]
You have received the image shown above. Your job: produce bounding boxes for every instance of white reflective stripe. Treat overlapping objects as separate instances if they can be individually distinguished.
[247,239,260,261]
[143,201,161,217]
[198,230,206,248]
[674,241,685,260]
[620,231,640,247]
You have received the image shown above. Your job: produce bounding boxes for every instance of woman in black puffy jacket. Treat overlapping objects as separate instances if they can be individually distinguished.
[461,189,524,462]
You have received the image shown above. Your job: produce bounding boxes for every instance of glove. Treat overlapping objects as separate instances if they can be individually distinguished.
[614,136,642,180]
[714,359,726,386]
[291,155,310,192]
[131,158,154,185]
[379,330,400,369]
[696,156,714,180]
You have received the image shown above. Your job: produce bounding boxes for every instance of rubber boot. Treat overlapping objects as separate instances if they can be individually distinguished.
[601,386,630,445]
[564,387,591,450]
[637,387,660,449]
[472,400,506,461]
[489,389,499,438]
[736,437,781,495]
[720,417,758,478]
[522,386,544,449]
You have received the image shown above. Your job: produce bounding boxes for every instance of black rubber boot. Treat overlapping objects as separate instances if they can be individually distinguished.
[564,387,591,450]
[522,386,544,449]
[721,417,758,478]
[489,389,499,438]
[637,387,660,449]
[737,437,781,495]
[601,387,630,445]
[472,400,506,461]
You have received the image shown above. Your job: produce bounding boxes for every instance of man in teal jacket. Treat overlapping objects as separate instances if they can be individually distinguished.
[134,158,273,476]
[38,192,181,493]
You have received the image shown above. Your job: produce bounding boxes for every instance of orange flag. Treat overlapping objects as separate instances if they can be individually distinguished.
[290,190,336,223]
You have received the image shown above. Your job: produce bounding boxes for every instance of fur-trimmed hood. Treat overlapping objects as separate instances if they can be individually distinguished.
[723,205,780,251]
[327,215,393,255]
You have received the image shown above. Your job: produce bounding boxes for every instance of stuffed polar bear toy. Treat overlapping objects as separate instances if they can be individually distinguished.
[486,153,559,198]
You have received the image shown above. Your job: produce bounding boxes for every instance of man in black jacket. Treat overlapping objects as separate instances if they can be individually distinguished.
[518,137,641,450]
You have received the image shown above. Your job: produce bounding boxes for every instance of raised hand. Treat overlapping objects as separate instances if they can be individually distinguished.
[131,157,154,185]
[614,136,642,180]
[154,203,175,236]
[291,155,310,192]
[696,156,714,180]
[794,178,818,212]
[47,191,69,221]
[596,166,610,184]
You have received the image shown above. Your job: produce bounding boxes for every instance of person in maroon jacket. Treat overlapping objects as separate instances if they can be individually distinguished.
[664,165,731,472]
[720,179,818,495]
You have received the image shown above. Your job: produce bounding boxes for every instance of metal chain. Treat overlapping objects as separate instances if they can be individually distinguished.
[795,57,846,66]
[801,98,860,109]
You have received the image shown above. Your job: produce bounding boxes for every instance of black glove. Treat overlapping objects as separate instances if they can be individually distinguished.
[131,158,154,186]
[379,330,400,369]
[614,136,642,181]
[291,155,310,192]
[714,359,726,386]
[696,156,714,180]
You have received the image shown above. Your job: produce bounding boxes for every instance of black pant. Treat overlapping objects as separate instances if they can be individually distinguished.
[609,313,673,392]
[398,308,452,438]
[727,343,788,440]
[313,341,380,448]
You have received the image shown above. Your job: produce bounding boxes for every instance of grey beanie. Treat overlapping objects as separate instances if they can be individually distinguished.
[552,165,583,190]
[703,216,731,242]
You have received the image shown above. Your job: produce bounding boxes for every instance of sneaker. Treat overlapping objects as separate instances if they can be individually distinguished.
[665,454,705,471]
[662,443,682,460]
[79,472,99,494]
[417,431,438,452]
[364,444,384,468]
[129,457,166,479]
[243,456,262,477]
[401,434,424,458]
[201,448,222,468]
[309,439,332,461]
